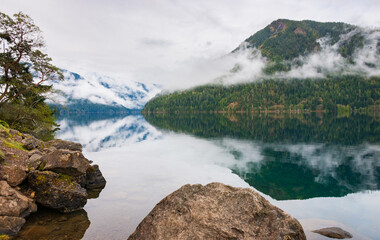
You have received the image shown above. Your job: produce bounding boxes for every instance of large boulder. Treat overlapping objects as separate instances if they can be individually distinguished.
[0,181,37,236]
[128,183,306,240]
[40,149,90,177]
[27,171,87,213]
[48,139,82,152]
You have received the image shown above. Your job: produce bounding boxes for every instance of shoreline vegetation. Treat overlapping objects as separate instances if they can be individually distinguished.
[142,76,380,117]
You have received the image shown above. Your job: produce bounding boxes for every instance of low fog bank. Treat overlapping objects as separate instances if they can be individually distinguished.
[157,27,380,92]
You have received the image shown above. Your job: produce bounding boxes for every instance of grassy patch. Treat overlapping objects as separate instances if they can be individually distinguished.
[0,120,9,129]
[2,139,27,151]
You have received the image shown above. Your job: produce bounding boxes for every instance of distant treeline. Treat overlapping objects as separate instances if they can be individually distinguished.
[143,75,380,113]
[49,99,133,115]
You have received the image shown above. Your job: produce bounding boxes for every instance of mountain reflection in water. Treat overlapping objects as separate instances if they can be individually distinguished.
[144,113,380,200]
[15,112,379,240]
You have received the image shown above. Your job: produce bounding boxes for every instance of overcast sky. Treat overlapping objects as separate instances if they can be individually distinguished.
[3,0,380,89]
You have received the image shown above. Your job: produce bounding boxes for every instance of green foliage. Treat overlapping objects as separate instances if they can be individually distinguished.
[50,99,130,114]
[0,102,58,141]
[143,75,380,114]
[0,119,9,128]
[239,19,356,61]
[0,12,62,140]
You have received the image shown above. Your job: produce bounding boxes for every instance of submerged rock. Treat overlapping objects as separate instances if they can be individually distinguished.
[15,207,90,240]
[312,227,353,239]
[0,216,25,236]
[28,171,87,213]
[128,182,306,240]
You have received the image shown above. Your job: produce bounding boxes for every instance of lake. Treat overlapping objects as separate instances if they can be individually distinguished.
[15,112,380,240]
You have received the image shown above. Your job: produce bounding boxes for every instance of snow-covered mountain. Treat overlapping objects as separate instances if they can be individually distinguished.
[48,70,161,111]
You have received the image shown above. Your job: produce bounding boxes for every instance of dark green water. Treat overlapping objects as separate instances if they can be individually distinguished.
[144,113,380,201]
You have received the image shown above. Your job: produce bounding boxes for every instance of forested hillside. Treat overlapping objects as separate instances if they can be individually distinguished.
[143,75,380,113]
[234,19,359,61]
[143,19,380,114]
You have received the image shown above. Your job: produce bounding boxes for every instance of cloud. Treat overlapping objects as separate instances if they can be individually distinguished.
[2,0,380,90]
[140,38,173,47]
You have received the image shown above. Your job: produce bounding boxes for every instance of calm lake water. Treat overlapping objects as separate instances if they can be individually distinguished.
[16,113,380,240]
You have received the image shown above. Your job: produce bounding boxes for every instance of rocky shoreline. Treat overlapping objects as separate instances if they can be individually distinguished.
[0,124,106,236]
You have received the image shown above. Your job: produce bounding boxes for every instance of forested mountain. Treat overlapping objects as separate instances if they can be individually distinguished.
[143,19,380,113]
[234,19,357,61]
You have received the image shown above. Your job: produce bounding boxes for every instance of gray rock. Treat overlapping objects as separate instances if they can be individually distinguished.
[85,164,106,190]
[28,171,87,213]
[0,181,37,218]
[128,182,306,240]
[22,135,45,150]
[0,165,27,186]
[312,227,353,239]
[48,139,82,152]
[40,149,90,177]
[28,153,43,171]
[0,216,26,236]
[28,149,42,157]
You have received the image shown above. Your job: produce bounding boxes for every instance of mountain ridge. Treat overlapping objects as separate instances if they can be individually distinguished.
[47,70,161,113]
[143,19,380,114]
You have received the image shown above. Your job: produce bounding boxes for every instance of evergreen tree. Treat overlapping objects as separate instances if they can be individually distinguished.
[0,12,63,140]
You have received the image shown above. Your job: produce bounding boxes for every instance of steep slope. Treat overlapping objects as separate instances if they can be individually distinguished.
[48,70,161,112]
[234,19,355,60]
[232,19,380,75]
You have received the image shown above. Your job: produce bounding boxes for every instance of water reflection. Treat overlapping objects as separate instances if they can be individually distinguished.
[143,113,380,145]
[15,207,90,240]
[57,113,161,151]
[220,139,380,199]
[17,112,379,239]
[144,113,380,200]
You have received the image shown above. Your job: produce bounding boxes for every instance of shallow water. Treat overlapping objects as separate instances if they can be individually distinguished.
[16,113,380,239]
